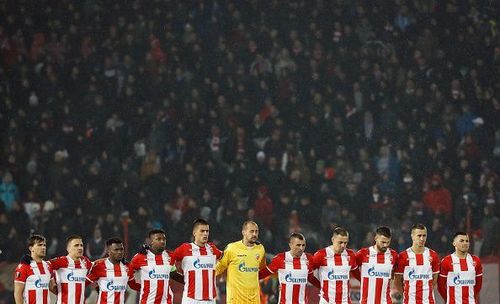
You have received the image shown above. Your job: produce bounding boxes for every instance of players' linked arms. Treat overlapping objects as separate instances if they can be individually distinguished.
[170,271,185,284]
[393,274,403,293]
[49,278,58,294]
[215,246,230,275]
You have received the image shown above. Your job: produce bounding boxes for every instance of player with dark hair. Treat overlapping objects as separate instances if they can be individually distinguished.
[259,232,320,303]
[128,229,178,303]
[173,218,223,303]
[86,237,139,304]
[437,232,483,304]
[356,226,398,304]
[312,227,359,304]
[14,234,52,304]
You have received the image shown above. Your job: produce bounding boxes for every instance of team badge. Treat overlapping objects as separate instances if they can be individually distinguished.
[255,254,260,260]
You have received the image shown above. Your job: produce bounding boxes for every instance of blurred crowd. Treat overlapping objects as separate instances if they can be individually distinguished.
[0,0,499,264]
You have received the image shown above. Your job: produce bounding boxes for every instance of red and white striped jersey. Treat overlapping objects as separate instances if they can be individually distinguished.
[264,251,313,304]
[173,242,222,302]
[129,250,175,304]
[312,247,358,304]
[86,258,132,304]
[438,253,482,304]
[395,247,439,304]
[14,260,52,304]
[356,246,398,304]
[51,255,93,304]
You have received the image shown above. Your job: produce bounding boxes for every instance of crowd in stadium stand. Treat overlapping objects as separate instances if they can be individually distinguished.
[0,0,499,266]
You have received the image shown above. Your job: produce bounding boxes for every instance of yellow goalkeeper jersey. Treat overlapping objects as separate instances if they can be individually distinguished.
[216,240,266,304]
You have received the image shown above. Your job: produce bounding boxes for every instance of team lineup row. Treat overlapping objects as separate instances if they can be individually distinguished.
[13,219,482,304]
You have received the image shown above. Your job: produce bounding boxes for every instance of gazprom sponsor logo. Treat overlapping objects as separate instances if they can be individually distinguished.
[148,269,169,280]
[408,268,431,280]
[453,274,475,286]
[327,269,349,280]
[284,272,307,284]
[367,266,390,278]
[34,277,49,289]
[193,258,214,269]
[67,271,86,282]
[238,262,259,272]
[106,280,127,291]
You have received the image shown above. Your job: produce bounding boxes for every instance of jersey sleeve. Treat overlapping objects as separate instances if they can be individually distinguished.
[128,254,140,277]
[86,260,104,283]
[438,256,451,301]
[473,255,483,296]
[215,243,232,275]
[259,245,266,269]
[83,256,93,269]
[305,253,315,274]
[209,243,223,259]
[355,248,366,267]
[267,253,284,273]
[172,244,184,262]
[167,250,176,265]
[49,256,65,271]
[347,249,358,271]
[473,256,482,277]
[311,249,325,270]
[431,250,440,273]
[14,264,29,283]
[395,251,407,274]
[391,250,399,272]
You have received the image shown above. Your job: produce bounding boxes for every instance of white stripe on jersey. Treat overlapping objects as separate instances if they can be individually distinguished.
[276,251,309,303]
[403,248,434,304]
[181,243,217,301]
[447,253,476,304]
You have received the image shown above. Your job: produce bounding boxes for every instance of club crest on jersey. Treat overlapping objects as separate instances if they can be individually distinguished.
[255,254,260,260]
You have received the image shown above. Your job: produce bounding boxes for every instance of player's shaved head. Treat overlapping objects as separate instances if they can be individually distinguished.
[242,220,258,230]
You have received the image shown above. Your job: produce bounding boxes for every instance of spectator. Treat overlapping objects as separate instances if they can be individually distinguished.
[423,174,453,219]
[0,172,19,211]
